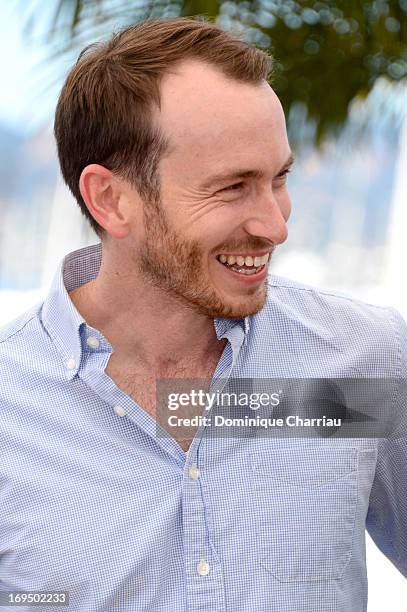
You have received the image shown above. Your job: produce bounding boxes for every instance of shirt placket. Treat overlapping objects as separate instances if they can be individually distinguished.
[181,453,227,612]
[181,324,246,612]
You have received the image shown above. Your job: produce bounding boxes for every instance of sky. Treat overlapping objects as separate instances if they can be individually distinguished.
[0,3,56,135]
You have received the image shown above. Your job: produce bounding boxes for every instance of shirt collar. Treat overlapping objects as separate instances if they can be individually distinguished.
[41,242,251,379]
[214,316,250,340]
[41,243,105,379]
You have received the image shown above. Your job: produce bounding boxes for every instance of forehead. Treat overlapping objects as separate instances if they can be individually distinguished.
[157,59,289,176]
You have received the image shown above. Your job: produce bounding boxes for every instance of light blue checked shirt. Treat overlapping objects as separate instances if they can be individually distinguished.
[1,242,406,612]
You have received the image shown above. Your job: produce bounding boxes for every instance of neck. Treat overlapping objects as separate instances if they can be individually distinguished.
[68,247,225,371]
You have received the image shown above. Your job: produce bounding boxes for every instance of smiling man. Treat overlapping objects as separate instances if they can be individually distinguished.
[0,17,406,612]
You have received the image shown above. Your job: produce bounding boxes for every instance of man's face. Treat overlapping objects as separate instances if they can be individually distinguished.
[133,59,292,319]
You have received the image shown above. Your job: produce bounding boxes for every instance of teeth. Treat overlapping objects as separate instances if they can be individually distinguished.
[218,252,270,267]
[234,266,263,275]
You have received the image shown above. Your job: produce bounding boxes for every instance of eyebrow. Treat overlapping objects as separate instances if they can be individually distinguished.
[200,153,295,190]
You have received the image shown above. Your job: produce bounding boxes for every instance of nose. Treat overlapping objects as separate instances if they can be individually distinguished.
[241,189,289,246]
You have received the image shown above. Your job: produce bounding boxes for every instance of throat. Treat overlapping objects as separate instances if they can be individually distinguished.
[156,340,227,379]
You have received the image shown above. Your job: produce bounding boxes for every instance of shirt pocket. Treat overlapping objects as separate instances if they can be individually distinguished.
[250,444,359,582]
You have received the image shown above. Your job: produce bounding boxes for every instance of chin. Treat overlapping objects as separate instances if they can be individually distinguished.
[217,289,268,319]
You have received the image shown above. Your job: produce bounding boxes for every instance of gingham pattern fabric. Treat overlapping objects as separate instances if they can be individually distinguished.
[0,242,406,612]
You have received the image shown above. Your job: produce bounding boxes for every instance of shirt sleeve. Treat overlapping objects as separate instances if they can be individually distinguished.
[365,307,407,578]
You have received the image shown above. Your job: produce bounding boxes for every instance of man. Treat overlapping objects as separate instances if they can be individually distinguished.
[0,17,406,612]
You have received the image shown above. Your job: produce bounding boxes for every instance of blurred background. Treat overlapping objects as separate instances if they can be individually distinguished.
[0,1,406,606]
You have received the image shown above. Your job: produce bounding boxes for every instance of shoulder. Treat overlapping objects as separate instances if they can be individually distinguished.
[0,302,43,346]
[250,273,406,375]
[264,273,399,327]
[0,301,51,376]
[0,298,72,407]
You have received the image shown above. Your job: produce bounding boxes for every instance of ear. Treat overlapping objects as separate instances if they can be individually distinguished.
[79,164,132,239]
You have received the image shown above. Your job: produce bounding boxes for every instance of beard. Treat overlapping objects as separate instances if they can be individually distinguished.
[136,203,269,319]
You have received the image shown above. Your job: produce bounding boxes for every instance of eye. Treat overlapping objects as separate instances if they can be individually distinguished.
[222,182,244,192]
[276,168,292,180]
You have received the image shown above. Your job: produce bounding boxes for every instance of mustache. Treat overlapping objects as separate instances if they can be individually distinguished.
[215,240,276,253]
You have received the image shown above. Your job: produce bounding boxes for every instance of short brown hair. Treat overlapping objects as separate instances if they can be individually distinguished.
[54,17,273,236]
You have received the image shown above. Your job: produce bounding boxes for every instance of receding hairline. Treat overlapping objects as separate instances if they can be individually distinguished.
[153,59,278,160]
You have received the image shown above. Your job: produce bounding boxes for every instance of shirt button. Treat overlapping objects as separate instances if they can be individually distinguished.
[197,560,210,576]
[66,358,76,370]
[113,405,126,417]
[188,464,200,480]
[86,336,100,349]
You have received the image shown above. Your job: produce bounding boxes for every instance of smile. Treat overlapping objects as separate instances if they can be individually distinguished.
[215,252,270,281]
